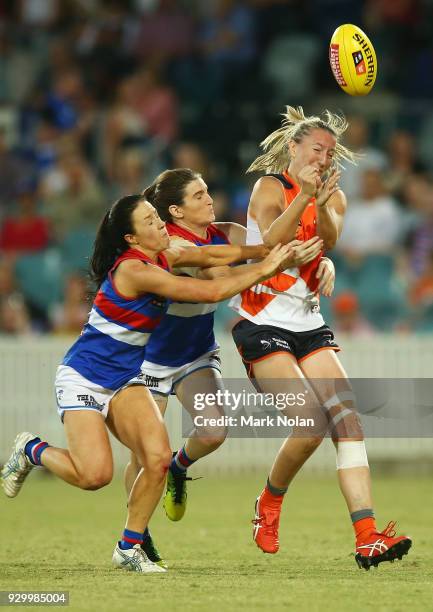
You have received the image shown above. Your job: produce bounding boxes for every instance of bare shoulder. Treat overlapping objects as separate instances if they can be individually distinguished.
[327,189,347,214]
[250,175,285,215]
[117,259,145,274]
[252,175,286,197]
[116,258,160,278]
[112,258,164,298]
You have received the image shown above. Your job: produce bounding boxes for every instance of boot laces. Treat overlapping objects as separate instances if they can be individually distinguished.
[252,509,279,529]
[380,521,397,538]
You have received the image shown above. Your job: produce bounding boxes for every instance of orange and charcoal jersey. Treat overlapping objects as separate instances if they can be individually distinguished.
[230,171,325,332]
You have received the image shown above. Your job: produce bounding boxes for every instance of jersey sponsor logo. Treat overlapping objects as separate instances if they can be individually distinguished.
[76,394,103,409]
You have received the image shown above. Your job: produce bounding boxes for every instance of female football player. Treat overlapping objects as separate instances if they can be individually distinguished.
[230,106,411,569]
[121,168,334,565]
[1,193,294,574]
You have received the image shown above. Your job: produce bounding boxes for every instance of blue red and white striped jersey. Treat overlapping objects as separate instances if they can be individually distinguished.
[141,223,229,370]
[62,248,170,389]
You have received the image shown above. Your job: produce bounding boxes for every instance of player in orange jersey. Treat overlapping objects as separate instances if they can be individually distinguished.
[230,106,411,570]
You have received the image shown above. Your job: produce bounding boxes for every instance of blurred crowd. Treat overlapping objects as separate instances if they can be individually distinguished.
[0,0,433,336]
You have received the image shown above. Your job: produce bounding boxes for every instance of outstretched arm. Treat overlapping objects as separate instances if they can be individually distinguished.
[114,244,292,304]
[164,242,269,269]
[198,237,324,280]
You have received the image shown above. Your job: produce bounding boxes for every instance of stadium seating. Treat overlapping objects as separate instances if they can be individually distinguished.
[15,249,63,313]
[60,228,96,275]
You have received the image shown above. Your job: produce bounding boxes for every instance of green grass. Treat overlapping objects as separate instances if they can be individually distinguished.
[1,472,432,611]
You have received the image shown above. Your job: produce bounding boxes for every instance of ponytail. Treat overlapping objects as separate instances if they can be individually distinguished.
[90,194,143,288]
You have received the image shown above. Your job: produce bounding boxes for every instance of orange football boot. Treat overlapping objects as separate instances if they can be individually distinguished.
[252,488,283,554]
[355,521,412,570]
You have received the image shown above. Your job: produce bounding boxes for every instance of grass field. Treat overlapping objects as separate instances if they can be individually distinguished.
[1,471,432,611]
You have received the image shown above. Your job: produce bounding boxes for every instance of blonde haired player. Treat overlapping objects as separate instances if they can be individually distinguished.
[230,106,411,569]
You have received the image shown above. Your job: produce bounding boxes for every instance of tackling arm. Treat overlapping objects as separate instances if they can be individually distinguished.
[164,242,269,269]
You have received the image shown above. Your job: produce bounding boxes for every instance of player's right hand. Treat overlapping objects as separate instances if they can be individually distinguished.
[259,243,293,277]
[298,165,321,197]
[289,236,323,267]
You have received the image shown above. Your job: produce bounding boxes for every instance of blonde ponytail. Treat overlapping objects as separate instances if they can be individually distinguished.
[247,105,356,174]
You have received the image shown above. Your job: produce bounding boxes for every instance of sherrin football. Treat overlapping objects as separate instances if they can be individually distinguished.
[329,24,377,96]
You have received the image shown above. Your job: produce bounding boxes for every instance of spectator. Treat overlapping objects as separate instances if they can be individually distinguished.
[0,293,33,335]
[0,129,35,221]
[103,75,148,180]
[407,250,433,331]
[331,291,375,336]
[50,274,89,335]
[339,114,387,202]
[133,0,195,62]
[337,168,402,259]
[0,179,50,255]
[109,147,155,201]
[42,152,105,240]
[136,67,178,143]
[199,0,256,68]
[404,173,433,279]
[384,130,424,199]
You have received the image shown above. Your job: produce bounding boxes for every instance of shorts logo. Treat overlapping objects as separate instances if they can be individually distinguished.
[57,389,64,401]
[271,337,289,349]
[76,394,103,409]
[261,337,289,351]
[135,373,160,387]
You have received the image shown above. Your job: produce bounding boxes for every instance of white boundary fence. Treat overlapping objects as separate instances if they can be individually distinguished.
[1,334,433,473]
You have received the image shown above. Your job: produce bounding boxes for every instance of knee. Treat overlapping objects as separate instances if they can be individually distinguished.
[197,429,227,452]
[79,466,113,490]
[145,447,172,482]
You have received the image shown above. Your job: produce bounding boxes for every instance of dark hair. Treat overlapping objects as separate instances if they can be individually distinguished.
[142,168,201,222]
[90,194,144,288]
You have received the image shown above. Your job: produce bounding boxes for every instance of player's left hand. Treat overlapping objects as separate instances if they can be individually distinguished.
[316,256,335,296]
[316,170,341,208]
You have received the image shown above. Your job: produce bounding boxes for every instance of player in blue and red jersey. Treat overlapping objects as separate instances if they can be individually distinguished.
[119,169,333,565]
[1,193,294,574]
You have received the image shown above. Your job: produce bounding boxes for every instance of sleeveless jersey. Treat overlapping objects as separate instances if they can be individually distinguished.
[141,222,229,373]
[62,248,170,389]
[230,172,324,332]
